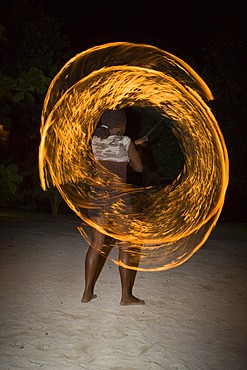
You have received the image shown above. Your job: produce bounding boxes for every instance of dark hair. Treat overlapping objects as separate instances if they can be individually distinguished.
[94,109,126,139]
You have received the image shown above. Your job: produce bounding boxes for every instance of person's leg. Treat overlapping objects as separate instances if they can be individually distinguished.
[92,237,113,288]
[118,245,145,306]
[81,228,106,303]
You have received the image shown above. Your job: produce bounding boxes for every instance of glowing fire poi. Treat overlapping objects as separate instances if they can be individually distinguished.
[39,42,229,271]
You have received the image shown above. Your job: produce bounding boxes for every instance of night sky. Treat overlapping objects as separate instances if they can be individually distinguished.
[1,0,245,72]
[42,0,243,71]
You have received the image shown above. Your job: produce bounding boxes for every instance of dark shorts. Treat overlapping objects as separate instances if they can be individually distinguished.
[88,185,132,221]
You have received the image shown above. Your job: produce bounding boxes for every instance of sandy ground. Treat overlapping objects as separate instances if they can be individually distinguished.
[0,209,247,370]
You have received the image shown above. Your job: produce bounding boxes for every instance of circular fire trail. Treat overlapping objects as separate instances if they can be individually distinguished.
[39,42,229,271]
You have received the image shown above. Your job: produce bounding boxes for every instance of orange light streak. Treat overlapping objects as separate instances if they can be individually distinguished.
[39,42,229,271]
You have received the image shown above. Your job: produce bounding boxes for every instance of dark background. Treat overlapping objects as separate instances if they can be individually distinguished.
[0,0,246,222]
[42,0,242,72]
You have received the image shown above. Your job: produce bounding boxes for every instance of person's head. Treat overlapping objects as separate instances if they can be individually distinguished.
[94,109,127,139]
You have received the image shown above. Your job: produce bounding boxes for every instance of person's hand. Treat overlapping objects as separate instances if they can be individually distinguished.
[134,135,148,146]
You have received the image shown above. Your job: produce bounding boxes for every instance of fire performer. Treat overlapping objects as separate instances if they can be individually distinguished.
[81,109,147,305]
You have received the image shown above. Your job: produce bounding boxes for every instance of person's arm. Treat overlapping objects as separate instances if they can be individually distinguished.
[134,135,148,146]
[128,141,143,172]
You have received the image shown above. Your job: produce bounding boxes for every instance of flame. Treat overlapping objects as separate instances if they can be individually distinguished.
[39,42,229,271]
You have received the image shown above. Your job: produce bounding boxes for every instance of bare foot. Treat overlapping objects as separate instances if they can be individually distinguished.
[120,295,145,306]
[81,293,97,303]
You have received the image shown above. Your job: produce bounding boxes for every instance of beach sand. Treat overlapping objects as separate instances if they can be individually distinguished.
[0,210,246,369]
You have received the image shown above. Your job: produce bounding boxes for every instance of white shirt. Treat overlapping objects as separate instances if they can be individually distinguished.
[92,135,131,162]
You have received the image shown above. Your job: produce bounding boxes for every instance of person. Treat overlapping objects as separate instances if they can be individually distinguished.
[81,109,147,305]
